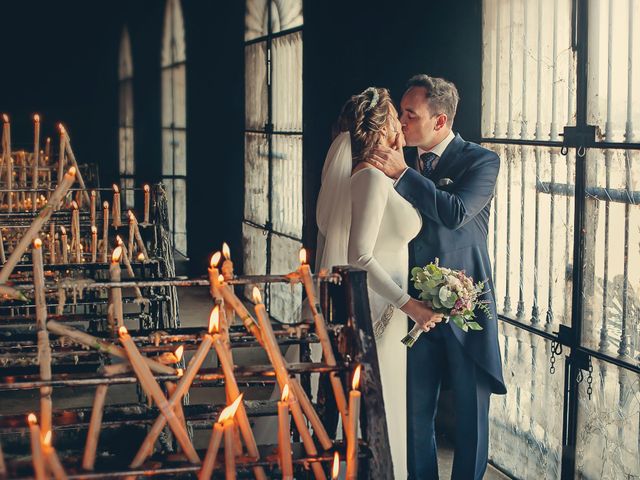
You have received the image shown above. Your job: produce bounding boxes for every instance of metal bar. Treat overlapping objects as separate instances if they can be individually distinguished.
[243,25,304,46]
[601,151,612,352]
[536,182,640,204]
[546,150,557,330]
[531,146,541,324]
[481,137,640,150]
[503,147,512,315]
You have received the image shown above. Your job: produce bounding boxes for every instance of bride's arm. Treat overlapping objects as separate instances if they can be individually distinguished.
[348,169,410,308]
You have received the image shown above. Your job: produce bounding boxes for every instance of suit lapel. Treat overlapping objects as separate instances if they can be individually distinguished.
[430,133,465,181]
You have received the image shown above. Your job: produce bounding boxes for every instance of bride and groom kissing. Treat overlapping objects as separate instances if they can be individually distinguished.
[315,75,507,479]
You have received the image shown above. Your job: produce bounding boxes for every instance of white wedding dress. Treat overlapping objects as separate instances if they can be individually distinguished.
[347,166,421,479]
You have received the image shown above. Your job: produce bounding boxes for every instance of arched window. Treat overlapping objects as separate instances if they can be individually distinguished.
[118,27,134,208]
[161,0,187,255]
[243,0,303,321]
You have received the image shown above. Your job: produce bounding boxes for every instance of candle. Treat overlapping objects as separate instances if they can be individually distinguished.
[252,288,328,480]
[137,252,145,262]
[115,236,143,300]
[208,253,230,346]
[71,201,80,262]
[90,190,96,228]
[199,396,243,480]
[143,184,150,224]
[129,315,216,468]
[0,166,76,284]
[57,124,66,183]
[42,431,68,480]
[82,384,108,470]
[2,114,9,159]
[278,384,294,480]
[346,365,361,480]
[33,239,52,434]
[127,211,135,260]
[6,158,12,213]
[102,201,109,262]
[44,137,51,162]
[61,128,90,206]
[91,226,97,262]
[109,247,124,330]
[158,345,184,365]
[118,326,200,464]
[0,230,5,264]
[299,247,349,427]
[214,273,262,344]
[60,226,68,264]
[0,440,7,478]
[129,211,148,259]
[221,243,236,325]
[112,184,121,227]
[49,222,56,264]
[33,114,40,212]
[27,414,46,480]
[332,451,340,480]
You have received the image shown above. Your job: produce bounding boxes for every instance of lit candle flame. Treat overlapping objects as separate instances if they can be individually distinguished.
[252,286,262,304]
[58,123,65,134]
[177,368,184,377]
[91,226,97,234]
[118,326,128,336]
[68,166,76,176]
[144,184,150,192]
[174,345,184,361]
[209,306,219,334]
[218,394,244,423]
[91,190,96,197]
[299,247,307,265]
[116,235,123,245]
[60,226,66,234]
[34,114,40,122]
[113,184,119,193]
[27,413,37,425]
[210,251,221,268]
[112,246,123,263]
[137,252,145,261]
[33,238,42,248]
[71,200,78,210]
[222,243,230,260]
[281,383,290,402]
[128,210,135,221]
[2,114,8,123]
[332,451,340,479]
[352,364,362,390]
[43,430,52,447]
[103,201,109,209]
[218,274,225,284]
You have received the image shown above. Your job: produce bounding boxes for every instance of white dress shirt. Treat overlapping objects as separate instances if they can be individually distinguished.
[395,129,456,184]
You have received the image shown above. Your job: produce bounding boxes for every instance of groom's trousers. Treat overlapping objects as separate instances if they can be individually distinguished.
[407,323,492,480]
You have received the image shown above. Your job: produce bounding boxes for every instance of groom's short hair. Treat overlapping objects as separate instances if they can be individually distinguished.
[406,74,459,126]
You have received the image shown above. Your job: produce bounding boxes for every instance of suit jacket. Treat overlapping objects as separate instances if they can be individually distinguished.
[395,133,506,394]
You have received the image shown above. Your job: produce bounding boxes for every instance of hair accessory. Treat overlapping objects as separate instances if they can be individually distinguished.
[363,87,379,111]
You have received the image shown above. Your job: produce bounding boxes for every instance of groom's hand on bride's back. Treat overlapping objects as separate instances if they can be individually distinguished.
[368,133,408,180]
[400,298,445,332]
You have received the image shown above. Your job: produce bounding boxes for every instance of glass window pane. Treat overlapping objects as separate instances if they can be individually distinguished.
[581,149,640,358]
[244,133,269,226]
[245,42,268,130]
[269,232,302,322]
[162,129,175,175]
[245,0,268,41]
[272,32,302,132]
[489,322,563,479]
[164,177,174,232]
[118,28,133,80]
[173,178,187,254]
[485,143,575,330]
[172,64,187,128]
[172,129,187,176]
[242,222,268,299]
[271,0,303,34]
[482,0,576,140]
[119,127,134,176]
[587,0,640,143]
[575,358,640,478]
[124,178,135,209]
[119,81,133,127]
[161,68,174,127]
[162,0,186,66]
[271,134,302,237]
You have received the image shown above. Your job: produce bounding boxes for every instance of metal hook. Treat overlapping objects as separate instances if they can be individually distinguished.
[560,146,569,156]
[577,145,587,158]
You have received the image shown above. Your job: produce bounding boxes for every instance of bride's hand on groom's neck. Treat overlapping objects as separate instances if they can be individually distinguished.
[368,134,408,180]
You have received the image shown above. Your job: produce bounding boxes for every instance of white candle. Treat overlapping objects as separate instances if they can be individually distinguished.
[102,201,109,262]
[143,184,150,223]
[90,190,96,228]
[57,125,66,183]
[91,226,97,262]
[27,414,46,480]
[112,184,121,227]
[346,365,361,480]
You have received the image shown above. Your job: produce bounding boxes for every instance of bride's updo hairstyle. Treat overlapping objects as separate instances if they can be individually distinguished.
[335,87,394,167]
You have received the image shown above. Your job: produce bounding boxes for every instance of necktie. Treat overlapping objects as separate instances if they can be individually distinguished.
[420,152,438,178]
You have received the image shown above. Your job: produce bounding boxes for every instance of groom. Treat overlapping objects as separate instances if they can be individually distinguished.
[370,74,507,479]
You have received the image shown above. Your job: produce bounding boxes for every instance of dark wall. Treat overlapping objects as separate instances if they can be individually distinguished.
[0,0,482,275]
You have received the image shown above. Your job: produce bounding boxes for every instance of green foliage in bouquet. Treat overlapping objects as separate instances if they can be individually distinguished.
[410,259,491,333]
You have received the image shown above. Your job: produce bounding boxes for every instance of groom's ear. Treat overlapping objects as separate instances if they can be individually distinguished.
[435,113,448,130]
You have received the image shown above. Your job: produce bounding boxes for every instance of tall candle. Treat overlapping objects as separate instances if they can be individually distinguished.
[278,384,294,480]
[0,230,5,264]
[143,184,150,224]
[49,222,56,264]
[129,211,148,259]
[199,396,243,480]
[332,451,340,480]
[346,365,361,480]
[224,415,236,480]
[42,431,67,480]
[27,414,46,480]
[82,384,108,471]
[221,243,236,326]
[57,125,66,183]
[112,184,121,227]
[71,201,80,262]
[91,226,97,263]
[90,190,96,228]
[108,247,124,330]
[33,239,52,434]
[102,201,109,263]
[32,115,40,212]
[127,211,135,260]
[2,114,9,158]
[298,247,348,427]
[60,226,68,264]
[44,137,51,162]
[118,326,200,464]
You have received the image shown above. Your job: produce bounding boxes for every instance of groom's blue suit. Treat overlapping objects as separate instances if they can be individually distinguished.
[395,133,506,480]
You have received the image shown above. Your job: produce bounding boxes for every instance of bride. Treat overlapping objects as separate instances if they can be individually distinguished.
[316,87,443,479]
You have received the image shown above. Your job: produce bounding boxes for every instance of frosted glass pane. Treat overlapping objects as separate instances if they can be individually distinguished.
[271,134,302,237]
[119,127,134,176]
[245,0,268,41]
[489,322,563,479]
[581,149,640,359]
[172,64,186,128]
[172,129,187,176]
[272,32,302,132]
[242,222,268,299]
[173,178,187,254]
[575,359,640,478]
[271,0,303,34]
[587,0,640,143]
[123,178,135,209]
[485,143,575,330]
[164,178,174,234]
[244,133,269,226]
[245,42,268,130]
[482,0,576,140]
[118,28,133,80]
[162,130,174,175]
[162,0,185,66]
[269,232,302,323]
[161,68,173,127]
[119,81,133,126]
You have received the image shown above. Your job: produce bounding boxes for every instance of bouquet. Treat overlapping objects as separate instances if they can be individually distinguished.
[401,259,491,347]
